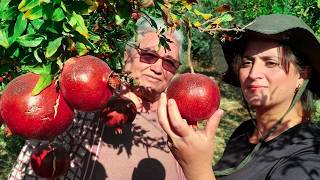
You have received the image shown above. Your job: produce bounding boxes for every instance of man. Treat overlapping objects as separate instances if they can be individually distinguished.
[8,16,185,180]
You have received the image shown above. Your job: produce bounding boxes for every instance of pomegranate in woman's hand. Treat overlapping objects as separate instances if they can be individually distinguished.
[166,73,220,125]
[59,55,113,111]
[0,73,74,140]
[101,96,137,134]
[31,143,70,178]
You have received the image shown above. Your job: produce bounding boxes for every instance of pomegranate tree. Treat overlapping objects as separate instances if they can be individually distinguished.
[101,96,137,134]
[0,73,74,140]
[31,143,70,178]
[59,55,114,111]
[166,73,220,125]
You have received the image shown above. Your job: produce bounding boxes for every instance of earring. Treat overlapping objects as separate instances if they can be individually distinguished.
[295,84,301,93]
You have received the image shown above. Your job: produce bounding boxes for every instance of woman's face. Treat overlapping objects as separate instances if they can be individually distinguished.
[239,39,303,110]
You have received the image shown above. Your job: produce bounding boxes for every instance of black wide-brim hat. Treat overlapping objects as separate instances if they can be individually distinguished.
[222,14,320,98]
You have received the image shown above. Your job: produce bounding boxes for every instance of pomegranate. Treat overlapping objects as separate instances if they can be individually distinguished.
[101,96,137,134]
[31,143,70,178]
[166,73,220,125]
[0,95,3,127]
[131,10,141,21]
[59,55,113,111]
[0,73,74,140]
[0,112,3,128]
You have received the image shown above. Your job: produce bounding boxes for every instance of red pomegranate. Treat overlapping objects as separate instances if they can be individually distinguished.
[0,112,3,128]
[31,143,70,178]
[59,55,113,111]
[166,73,220,125]
[0,95,3,127]
[0,73,74,140]
[101,96,137,134]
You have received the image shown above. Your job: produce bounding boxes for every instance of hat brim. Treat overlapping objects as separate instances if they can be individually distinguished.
[222,14,320,98]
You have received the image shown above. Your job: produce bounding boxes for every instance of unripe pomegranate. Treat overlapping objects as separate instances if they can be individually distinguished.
[59,55,113,111]
[0,73,74,140]
[166,73,220,125]
[101,96,137,134]
[31,143,70,178]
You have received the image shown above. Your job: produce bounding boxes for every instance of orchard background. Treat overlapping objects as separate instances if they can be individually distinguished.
[0,0,319,178]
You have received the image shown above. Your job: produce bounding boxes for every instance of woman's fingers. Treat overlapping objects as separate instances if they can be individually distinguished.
[158,93,192,138]
[157,93,176,138]
[205,109,224,138]
[167,98,192,137]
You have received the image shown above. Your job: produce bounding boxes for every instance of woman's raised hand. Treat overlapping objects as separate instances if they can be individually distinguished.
[157,93,224,180]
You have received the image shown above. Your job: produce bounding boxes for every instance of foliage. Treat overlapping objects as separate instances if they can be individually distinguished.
[313,100,320,124]
[188,0,320,73]
[0,0,101,93]
[0,126,25,179]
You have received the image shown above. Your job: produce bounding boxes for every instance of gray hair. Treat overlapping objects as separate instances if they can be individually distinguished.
[126,16,184,61]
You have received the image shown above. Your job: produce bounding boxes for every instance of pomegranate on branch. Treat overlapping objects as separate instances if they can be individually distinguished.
[59,55,117,112]
[0,73,74,140]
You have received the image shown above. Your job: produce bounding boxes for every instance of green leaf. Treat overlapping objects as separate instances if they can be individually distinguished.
[30,19,44,30]
[13,13,28,39]
[33,48,42,63]
[88,33,101,42]
[45,37,62,58]
[220,13,233,23]
[32,73,53,96]
[73,33,95,49]
[16,34,44,47]
[1,6,18,21]
[115,15,125,26]
[0,0,10,12]
[18,0,40,12]
[0,28,10,48]
[21,64,51,74]
[52,8,64,21]
[68,12,89,38]
[76,42,88,56]
[193,9,212,20]
[23,5,42,20]
[318,0,320,9]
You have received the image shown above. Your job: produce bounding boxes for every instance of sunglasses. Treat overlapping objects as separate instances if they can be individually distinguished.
[129,44,181,73]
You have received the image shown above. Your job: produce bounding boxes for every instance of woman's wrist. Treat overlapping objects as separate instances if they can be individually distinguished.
[182,164,216,180]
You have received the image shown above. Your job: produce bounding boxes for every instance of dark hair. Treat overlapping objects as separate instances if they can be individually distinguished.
[232,38,315,120]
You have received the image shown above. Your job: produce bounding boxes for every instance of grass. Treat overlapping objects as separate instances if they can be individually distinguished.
[0,126,25,179]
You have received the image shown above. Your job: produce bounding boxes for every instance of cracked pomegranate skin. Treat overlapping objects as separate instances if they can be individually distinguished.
[31,143,70,178]
[102,96,137,128]
[59,55,113,111]
[0,73,74,140]
[166,73,220,123]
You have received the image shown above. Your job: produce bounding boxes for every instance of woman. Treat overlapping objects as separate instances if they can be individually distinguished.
[157,14,320,180]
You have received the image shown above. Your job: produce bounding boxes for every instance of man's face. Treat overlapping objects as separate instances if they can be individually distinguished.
[124,31,180,96]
